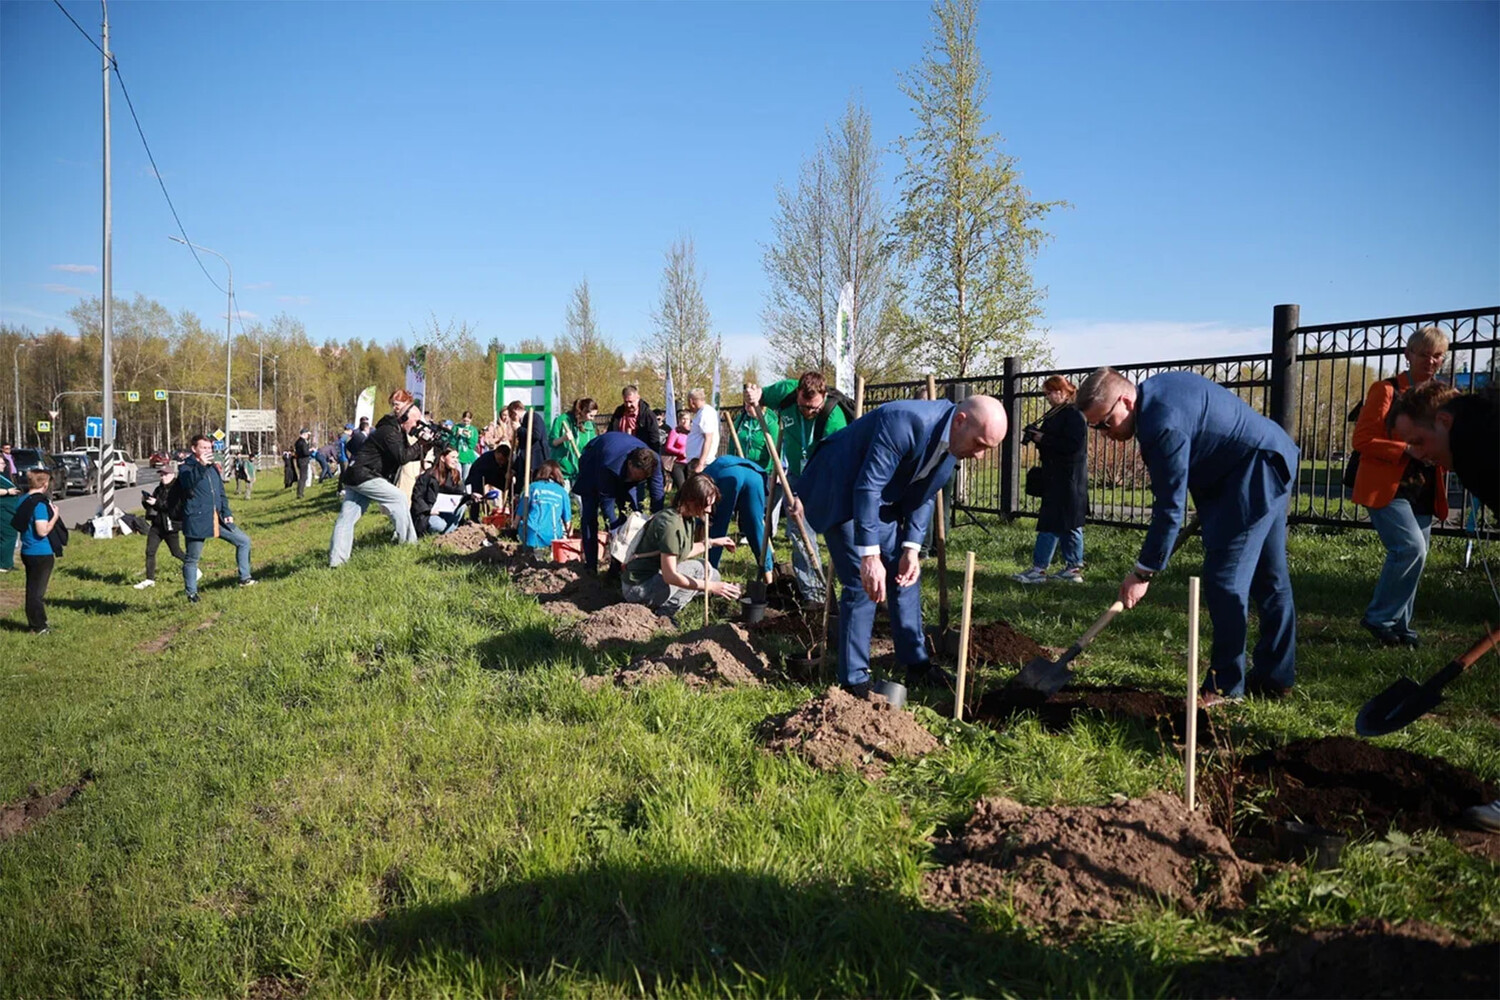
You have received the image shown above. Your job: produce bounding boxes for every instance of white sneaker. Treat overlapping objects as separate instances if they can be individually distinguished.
[1011,567,1049,585]
[133,579,156,590]
[1465,799,1500,833]
[1049,566,1085,584]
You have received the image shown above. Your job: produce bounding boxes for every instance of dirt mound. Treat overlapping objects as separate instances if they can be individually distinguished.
[1183,918,1498,999]
[748,609,821,647]
[1241,736,1497,842]
[602,623,776,690]
[0,772,94,842]
[968,621,1048,666]
[761,686,940,779]
[974,683,1208,739]
[565,602,673,650]
[925,791,1253,930]
[513,562,583,597]
[429,522,498,555]
[538,572,617,618]
[137,623,182,654]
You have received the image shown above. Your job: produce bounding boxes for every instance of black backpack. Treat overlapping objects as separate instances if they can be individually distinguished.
[776,386,858,449]
[10,495,67,555]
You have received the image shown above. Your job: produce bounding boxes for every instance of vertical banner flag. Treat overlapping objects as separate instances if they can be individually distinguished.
[835,281,855,392]
[405,345,427,408]
[355,385,376,428]
[711,337,722,409]
[663,360,677,433]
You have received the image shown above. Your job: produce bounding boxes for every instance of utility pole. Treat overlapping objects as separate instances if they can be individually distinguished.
[99,0,117,516]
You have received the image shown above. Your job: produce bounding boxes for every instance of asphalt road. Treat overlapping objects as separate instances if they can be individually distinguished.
[54,466,158,526]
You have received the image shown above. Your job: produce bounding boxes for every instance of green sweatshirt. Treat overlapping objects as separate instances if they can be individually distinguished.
[732,411,780,474]
[759,378,849,477]
[549,413,597,480]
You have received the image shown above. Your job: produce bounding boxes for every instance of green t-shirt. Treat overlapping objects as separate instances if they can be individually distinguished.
[733,411,780,474]
[550,413,597,480]
[453,423,479,464]
[759,378,849,477]
[623,510,695,586]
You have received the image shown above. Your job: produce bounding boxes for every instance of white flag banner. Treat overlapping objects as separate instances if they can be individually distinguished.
[711,352,721,410]
[834,281,855,392]
[663,361,677,433]
[355,385,376,428]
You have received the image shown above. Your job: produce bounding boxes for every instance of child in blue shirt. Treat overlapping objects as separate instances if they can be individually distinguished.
[14,469,62,633]
[517,460,572,552]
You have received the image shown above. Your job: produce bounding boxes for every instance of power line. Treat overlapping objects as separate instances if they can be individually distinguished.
[50,0,104,58]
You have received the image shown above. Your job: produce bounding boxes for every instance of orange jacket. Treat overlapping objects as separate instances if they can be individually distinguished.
[1350,372,1448,517]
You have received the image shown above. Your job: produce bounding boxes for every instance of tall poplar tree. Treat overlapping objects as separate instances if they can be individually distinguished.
[644,236,717,399]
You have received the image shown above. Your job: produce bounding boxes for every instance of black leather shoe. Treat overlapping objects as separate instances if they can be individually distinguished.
[1361,620,1401,647]
[1397,630,1421,649]
[840,681,872,699]
[905,662,956,691]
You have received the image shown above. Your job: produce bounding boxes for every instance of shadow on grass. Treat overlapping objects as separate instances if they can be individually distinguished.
[49,596,132,615]
[474,624,577,670]
[60,565,134,586]
[348,861,1172,996]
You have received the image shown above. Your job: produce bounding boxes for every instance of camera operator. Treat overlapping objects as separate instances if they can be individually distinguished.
[329,388,440,567]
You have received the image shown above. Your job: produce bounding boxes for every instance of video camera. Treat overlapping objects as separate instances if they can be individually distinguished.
[412,419,445,446]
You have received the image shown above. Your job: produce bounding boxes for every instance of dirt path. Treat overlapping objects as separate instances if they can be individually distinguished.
[0,773,94,842]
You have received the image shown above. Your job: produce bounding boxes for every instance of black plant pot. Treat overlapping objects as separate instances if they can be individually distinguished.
[741,600,768,624]
[1276,821,1347,870]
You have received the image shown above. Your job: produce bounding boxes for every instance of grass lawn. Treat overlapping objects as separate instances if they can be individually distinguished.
[1,483,1497,997]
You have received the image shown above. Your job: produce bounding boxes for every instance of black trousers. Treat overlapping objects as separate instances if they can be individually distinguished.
[145,523,185,580]
[21,552,53,631]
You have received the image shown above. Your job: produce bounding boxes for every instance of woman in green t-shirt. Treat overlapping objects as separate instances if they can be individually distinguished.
[620,473,742,617]
[453,410,480,482]
[550,397,598,484]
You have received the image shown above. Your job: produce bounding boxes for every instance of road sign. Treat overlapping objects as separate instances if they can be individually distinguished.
[154,389,167,401]
[212,429,225,441]
[47,409,59,420]
[126,390,140,403]
[36,420,51,433]
[228,408,277,432]
[85,416,103,438]
[69,434,76,444]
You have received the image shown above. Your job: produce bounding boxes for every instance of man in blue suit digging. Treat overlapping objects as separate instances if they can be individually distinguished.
[789,395,1009,696]
[1076,368,1300,707]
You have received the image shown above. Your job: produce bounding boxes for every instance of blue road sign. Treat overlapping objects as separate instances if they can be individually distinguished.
[85,416,102,438]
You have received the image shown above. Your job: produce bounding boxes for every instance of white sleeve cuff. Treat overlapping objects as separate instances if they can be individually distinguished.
[1134,561,1159,574]
[855,544,881,557]
[901,541,922,551]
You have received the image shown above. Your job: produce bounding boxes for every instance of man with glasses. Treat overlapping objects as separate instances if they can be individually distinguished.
[1076,367,1300,707]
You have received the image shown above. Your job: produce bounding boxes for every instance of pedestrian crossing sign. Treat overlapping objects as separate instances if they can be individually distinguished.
[126,390,140,402]
[154,389,167,401]
[37,420,51,432]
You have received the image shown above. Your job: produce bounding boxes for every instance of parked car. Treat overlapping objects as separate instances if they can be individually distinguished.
[148,451,169,469]
[56,451,95,495]
[111,450,139,486]
[9,448,69,501]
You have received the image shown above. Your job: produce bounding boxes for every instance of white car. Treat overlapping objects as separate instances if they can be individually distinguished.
[112,451,138,486]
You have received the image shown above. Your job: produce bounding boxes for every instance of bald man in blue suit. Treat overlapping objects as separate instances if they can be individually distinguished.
[1078,368,1299,705]
[791,395,1009,695]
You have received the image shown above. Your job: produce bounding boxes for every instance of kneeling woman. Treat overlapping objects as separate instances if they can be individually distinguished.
[620,473,742,617]
[412,446,476,536]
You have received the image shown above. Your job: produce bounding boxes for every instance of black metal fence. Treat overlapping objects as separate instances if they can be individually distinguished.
[856,303,1498,539]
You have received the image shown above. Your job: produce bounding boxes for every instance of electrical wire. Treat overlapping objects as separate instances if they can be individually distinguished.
[50,0,104,58]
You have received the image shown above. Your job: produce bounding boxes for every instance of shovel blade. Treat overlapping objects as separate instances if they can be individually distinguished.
[1014,655,1073,698]
[1355,676,1442,737]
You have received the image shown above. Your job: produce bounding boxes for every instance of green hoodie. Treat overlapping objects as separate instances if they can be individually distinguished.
[759,378,848,477]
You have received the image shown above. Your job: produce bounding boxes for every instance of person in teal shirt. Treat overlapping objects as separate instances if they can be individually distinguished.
[549,397,598,485]
[733,384,780,475]
[518,460,573,551]
[746,371,851,604]
[0,467,21,573]
[453,411,480,482]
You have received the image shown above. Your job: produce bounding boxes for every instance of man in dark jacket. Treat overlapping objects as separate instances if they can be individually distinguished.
[511,406,551,487]
[607,386,663,451]
[572,430,664,571]
[293,429,313,498]
[348,417,371,457]
[329,390,437,567]
[1391,383,1499,519]
[178,434,255,602]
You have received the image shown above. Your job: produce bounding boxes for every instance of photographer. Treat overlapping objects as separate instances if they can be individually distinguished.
[329,389,440,567]
[133,467,186,590]
[1012,375,1089,585]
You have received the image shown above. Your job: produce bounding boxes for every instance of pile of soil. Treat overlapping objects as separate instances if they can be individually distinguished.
[973,683,1208,739]
[967,621,1049,667]
[587,623,778,691]
[925,791,1254,930]
[429,522,498,555]
[513,563,584,598]
[1183,918,1498,999]
[748,610,821,647]
[1241,737,1497,845]
[0,772,94,842]
[565,603,673,651]
[761,686,940,779]
[538,573,618,618]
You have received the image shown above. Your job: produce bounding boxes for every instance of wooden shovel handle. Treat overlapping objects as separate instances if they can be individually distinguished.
[1455,625,1500,671]
[1076,601,1126,649]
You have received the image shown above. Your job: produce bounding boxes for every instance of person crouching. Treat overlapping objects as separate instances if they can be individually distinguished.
[329,388,439,567]
[619,473,742,618]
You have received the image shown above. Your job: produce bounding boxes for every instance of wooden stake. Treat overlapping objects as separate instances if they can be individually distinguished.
[955,551,976,721]
[703,513,711,629]
[1186,575,1200,812]
[928,373,950,634]
[724,411,745,457]
[854,375,865,420]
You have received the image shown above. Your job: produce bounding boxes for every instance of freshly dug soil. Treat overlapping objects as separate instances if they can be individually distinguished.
[589,623,777,691]
[0,772,94,841]
[925,792,1253,930]
[513,563,584,598]
[428,522,495,554]
[761,685,940,779]
[538,572,618,617]
[565,603,673,651]
[748,609,821,646]
[1241,736,1497,843]
[967,620,1049,667]
[1183,918,1498,999]
[974,683,1209,739]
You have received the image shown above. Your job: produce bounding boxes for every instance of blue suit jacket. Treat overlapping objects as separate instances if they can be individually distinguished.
[799,400,957,549]
[1134,371,1299,569]
[571,431,665,567]
[177,456,233,541]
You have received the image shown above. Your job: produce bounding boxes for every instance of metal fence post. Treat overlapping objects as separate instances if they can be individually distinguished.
[1000,356,1019,517]
[1269,304,1300,434]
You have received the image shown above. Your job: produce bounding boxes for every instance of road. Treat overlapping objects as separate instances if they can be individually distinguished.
[55,466,158,526]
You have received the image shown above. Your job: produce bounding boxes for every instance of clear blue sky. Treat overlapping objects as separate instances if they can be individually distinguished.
[2,0,1496,370]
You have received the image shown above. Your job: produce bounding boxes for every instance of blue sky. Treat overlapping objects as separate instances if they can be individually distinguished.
[2,0,1496,370]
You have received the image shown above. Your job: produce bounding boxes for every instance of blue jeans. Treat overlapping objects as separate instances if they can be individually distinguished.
[427,511,464,535]
[183,523,253,595]
[825,519,927,687]
[772,476,825,603]
[1364,499,1431,633]
[1201,502,1296,697]
[329,476,418,567]
[1032,528,1083,570]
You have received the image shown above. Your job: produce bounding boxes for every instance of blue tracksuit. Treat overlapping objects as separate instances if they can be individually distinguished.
[800,401,957,687]
[1133,371,1299,696]
[703,455,772,574]
[571,431,665,570]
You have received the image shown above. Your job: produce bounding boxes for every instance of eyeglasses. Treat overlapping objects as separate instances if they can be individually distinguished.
[1089,395,1124,431]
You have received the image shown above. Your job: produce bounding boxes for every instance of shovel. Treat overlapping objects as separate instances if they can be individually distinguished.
[1013,601,1125,697]
[1355,625,1500,737]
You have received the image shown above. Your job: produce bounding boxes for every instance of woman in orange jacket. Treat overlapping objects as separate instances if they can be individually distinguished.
[1349,325,1449,647]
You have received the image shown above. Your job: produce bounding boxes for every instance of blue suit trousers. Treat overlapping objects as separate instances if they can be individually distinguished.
[1201,501,1296,696]
[825,519,928,687]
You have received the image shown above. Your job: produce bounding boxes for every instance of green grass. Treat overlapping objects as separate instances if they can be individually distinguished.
[1,484,1497,997]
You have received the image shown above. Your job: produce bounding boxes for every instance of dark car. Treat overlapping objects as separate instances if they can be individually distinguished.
[10,449,68,501]
[56,451,94,495]
[148,451,169,469]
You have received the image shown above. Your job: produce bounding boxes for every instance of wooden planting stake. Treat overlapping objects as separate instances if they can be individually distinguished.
[559,418,582,461]
[724,410,745,457]
[1186,575,1200,812]
[854,375,866,419]
[955,551,976,721]
[752,408,827,590]
[522,407,535,502]
[927,373,950,634]
[704,512,712,629]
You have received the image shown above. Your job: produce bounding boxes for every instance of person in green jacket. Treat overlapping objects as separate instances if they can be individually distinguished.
[746,371,851,605]
[550,397,598,484]
[0,468,21,573]
[733,386,780,475]
[452,411,480,483]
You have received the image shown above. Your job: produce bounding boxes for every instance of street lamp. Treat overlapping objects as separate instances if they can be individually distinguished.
[12,338,36,448]
[168,235,233,451]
